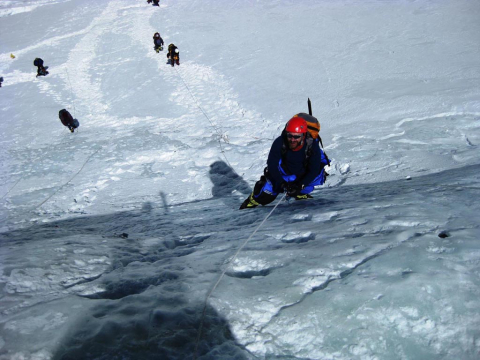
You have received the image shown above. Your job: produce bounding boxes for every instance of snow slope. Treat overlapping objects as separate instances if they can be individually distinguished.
[0,0,479,359]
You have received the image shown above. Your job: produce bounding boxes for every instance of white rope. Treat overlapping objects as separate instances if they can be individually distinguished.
[35,147,101,210]
[64,67,77,118]
[193,193,286,359]
[1,177,22,200]
[174,67,232,168]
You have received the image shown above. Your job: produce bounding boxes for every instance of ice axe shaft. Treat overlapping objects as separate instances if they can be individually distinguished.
[308,98,312,116]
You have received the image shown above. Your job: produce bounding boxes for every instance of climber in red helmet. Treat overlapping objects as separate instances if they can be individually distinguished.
[240,114,329,209]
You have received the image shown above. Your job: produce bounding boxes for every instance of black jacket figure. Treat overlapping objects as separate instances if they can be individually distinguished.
[59,109,80,133]
[240,114,329,209]
[0,77,3,87]
[167,44,180,67]
[153,32,164,52]
[152,0,159,6]
[33,58,49,77]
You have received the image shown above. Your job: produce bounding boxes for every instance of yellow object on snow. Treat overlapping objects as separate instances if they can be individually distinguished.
[10,53,15,59]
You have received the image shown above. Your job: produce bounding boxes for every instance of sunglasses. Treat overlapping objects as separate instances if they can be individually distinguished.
[287,134,302,140]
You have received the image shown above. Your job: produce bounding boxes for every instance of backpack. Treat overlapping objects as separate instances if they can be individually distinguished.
[292,112,322,142]
[59,109,74,127]
[33,58,43,67]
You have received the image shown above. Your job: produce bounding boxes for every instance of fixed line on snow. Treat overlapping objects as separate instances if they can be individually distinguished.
[1,178,22,200]
[174,67,232,168]
[193,192,286,359]
[64,67,77,118]
[35,147,102,210]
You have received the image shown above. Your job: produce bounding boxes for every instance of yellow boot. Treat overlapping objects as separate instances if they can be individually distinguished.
[239,193,260,209]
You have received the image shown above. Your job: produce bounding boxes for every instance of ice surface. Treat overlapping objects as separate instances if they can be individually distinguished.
[1,0,480,359]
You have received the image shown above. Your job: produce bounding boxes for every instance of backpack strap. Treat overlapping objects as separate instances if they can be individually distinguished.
[303,133,314,168]
[280,129,288,164]
[317,135,330,165]
[280,130,314,173]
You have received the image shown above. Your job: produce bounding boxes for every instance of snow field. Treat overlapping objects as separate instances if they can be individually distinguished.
[0,0,479,359]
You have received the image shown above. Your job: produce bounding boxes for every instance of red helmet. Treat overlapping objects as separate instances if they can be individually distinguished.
[285,115,307,133]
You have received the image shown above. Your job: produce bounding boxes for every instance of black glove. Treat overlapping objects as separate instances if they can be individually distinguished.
[286,183,304,197]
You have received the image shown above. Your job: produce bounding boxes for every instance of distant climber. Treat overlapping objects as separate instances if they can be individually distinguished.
[0,77,3,87]
[152,0,160,6]
[59,109,80,133]
[153,32,164,52]
[240,113,330,209]
[167,44,180,67]
[33,58,49,77]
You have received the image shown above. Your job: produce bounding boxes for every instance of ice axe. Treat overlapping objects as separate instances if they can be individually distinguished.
[307,97,330,166]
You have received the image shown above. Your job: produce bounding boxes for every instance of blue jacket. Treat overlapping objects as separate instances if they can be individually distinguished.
[267,134,328,192]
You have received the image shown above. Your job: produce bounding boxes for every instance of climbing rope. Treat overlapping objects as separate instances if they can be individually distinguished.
[35,147,101,210]
[174,67,232,168]
[173,65,289,359]
[1,177,22,200]
[64,67,77,118]
[193,192,286,359]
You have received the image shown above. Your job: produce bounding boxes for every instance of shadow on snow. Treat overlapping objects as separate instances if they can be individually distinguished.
[1,162,479,359]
